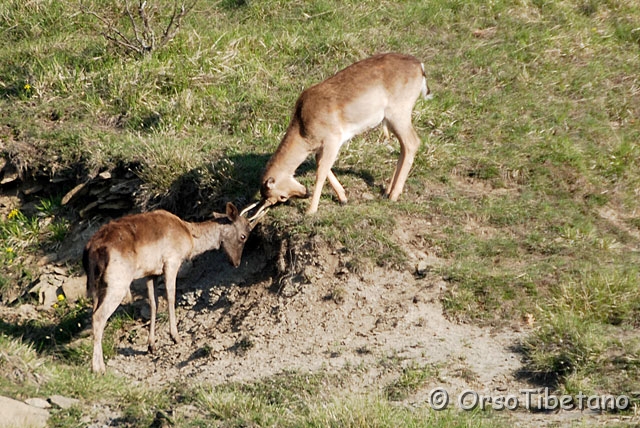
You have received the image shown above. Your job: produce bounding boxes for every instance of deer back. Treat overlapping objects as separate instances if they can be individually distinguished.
[85,210,194,280]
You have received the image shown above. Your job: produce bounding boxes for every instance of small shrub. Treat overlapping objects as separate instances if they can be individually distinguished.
[81,0,198,56]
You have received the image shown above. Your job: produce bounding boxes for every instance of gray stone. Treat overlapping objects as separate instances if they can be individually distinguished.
[415,260,429,276]
[24,397,51,409]
[29,280,60,307]
[51,266,67,275]
[61,276,87,302]
[48,394,80,410]
[61,182,89,205]
[0,164,19,185]
[17,304,39,319]
[0,395,49,428]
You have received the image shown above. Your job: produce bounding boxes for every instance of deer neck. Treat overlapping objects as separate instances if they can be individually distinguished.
[263,125,311,181]
[185,220,223,258]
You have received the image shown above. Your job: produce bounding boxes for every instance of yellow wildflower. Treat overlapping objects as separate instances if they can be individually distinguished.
[57,294,65,302]
[7,209,19,220]
[24,84,31,91]
[5,247,13,254]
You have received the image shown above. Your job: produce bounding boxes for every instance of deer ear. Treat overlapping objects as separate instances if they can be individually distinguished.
[265,177,276,190]
[226,202,239,221]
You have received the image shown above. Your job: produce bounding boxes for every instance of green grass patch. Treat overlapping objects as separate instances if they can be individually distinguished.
[1,0,640,415]
[441,262,538,324]
[385,363,438,401]
[521,265,640,393]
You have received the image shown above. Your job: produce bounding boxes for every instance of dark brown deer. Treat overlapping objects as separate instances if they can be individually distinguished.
[243,52,431,219]
[83,203,260,373]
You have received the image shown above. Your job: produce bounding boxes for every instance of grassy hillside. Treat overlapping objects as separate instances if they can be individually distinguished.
[1,0,639,426]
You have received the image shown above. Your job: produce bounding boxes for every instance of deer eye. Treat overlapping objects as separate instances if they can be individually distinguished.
[241,234,246,241]
[279,195,288,202]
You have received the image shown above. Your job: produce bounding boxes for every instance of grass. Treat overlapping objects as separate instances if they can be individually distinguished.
[1,332,502,427]
[384,363,438,401]
[0,199,71,299]
[1,0,640,425]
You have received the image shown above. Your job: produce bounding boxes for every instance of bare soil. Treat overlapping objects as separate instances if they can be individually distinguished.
[83,215,629,426]
[1,183,635,426]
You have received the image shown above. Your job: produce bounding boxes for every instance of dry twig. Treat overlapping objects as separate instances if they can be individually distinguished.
[81,0,198,56]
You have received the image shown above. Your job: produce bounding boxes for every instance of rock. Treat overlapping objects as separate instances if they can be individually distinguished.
[0,395,49,428]
[61,182,89,205]
[61,276,87,302]
[79,200,100,218]
[25,397,51,409]
[140,305,151,320]
[303,265,316,282]
[2,287,21,305]
[110,179,141,194]
[53,220,102,263]
[415,255,443,277]
[90,186,110,197]
[38,254,58,265]
[17,304,39,319]
[98,171,112,180]
[42,287,61,308]
[48,394,80,409]
[98,201,131,211]
[36,273,63,288]
[415,260,429,276]
[0,195,20,216]
[23,184,43,195]
[29,274,69,307]
[51,266,67,275]
[27,280,44,304]
[0,163,19,185]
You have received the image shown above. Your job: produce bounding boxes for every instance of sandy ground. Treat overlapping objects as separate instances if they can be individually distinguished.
[96,219,634,427]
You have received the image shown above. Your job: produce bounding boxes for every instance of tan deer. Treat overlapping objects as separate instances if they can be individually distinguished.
[243,52,431,219]
[83,203,261,373]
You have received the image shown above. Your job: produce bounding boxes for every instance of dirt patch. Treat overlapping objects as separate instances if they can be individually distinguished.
[78,214,629,426]
[38,211,524,392]
[107,250,516,385]
[1,166,634,426]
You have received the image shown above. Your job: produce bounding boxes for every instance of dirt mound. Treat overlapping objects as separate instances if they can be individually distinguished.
[100,221,524,392]
[92,223,625,426]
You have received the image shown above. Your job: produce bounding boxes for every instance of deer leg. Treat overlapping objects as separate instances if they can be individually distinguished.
[163,263,182,345]
[385,120,420,201]
[146,277,158,353]
[318,152,347,205]
[381,119,391,140]
[309,141,341,214]
[91,278,130,373]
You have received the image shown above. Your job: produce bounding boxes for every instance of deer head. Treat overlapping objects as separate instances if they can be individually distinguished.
[260,175,309,206]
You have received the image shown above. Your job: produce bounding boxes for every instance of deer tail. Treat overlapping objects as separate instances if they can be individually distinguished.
[83,246,109,312]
